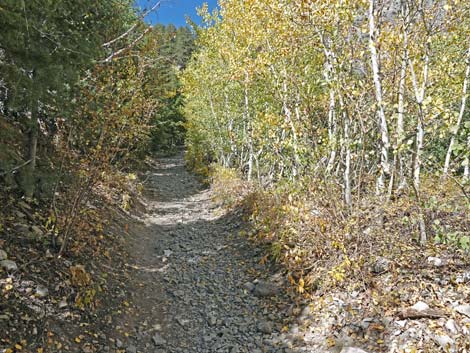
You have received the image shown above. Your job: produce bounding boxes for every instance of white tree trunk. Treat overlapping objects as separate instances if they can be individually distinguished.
[368,0,390,195]
[209,93,227,166]
[320,33,338,174]
[409,47,430,245]
[443,48,470,176]
[409,52,428,189]
[464,135,469,181]
[244,71,253,182]
[396,18,409,192]
[281,72,300,178]
[339,94,352,207]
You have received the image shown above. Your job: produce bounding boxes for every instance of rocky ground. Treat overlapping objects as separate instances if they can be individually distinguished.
[100,155,470,353]
[112,156,301,353]
[1,154,469,353]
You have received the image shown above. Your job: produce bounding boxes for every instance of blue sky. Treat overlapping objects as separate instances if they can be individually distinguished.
[136,0,219,27]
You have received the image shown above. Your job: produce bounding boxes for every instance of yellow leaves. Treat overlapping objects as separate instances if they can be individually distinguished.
[126,173,137,181]
[74,337,81,344]
[328,256,352,284]
[70,265,91,287]
[326,336,336,347]
[259,254,269,265]
[287,273,296,285]
[297,277,305,293]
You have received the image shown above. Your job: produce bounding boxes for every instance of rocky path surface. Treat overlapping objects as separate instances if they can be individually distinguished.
[118,155,297,353]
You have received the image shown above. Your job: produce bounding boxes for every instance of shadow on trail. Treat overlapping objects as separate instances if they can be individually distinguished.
[121,154,316,353]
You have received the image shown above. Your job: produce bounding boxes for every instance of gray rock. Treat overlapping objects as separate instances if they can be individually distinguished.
[31,225,44,237]
[35,284,49,298]
[445,319,458,334]
[203,334,214,343]
[1,259,18,271]
[82,346,94,353]
[14,223,30,234]
[126,345,137,353]
[208,313,217,326]
[15,210,26,219]
[340,348,369,353]
[371,257,390,274]
[242,282,255,292]
[455,304,470,317]
[427,256,443,266]
[359,318,374,330]
[299,305,313,320]
[411,301,429,311]
[257,321,273,334]
[18,201,31,210]
[176,317,189,327]
[116,339,123,348]
[455,271,470,284]
[253,281,279,297]
[0,250,7,260]
[433,335,454,350]
[152,334,166,346]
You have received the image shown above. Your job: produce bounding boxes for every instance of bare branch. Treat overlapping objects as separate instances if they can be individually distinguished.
[102,27,153,63]
[0,159,32,177]
[102,1,161,48]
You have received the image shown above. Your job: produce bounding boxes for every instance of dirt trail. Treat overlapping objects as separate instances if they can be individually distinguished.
[115,155,296,353]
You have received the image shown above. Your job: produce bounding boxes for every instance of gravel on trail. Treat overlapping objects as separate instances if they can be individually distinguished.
[117,155,297,353]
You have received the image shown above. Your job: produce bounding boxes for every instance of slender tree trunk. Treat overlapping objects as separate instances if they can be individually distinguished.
[409,54,428,188]
[319,33,338,174]
[281,76,300,178]
[413,118,424,190]
[22,100,39,199]
[443,48,470,176]
[240,121,246,169]
[243,71,253,181]
[209,93,227,166]
[395,20,409,193]
[464,135,469,181]
[368,0,390,195]
[225,93,236,166]
[409,47,429,245]
[339,94,351,207]
[326,87,337,173]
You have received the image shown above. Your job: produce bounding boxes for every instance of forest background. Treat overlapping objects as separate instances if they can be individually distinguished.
[0,0,469,351]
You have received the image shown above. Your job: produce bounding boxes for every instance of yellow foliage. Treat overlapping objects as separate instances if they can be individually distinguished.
[70,265,91,287]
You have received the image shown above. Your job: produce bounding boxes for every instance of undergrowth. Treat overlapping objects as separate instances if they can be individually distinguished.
[210,165,470,297]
